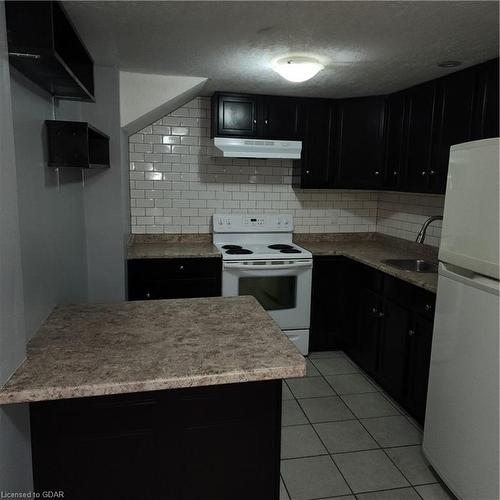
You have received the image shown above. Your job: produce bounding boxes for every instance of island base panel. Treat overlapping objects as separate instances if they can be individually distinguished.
[30,380,282,500]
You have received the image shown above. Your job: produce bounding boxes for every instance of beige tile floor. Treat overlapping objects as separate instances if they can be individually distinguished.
[280,351,457,500]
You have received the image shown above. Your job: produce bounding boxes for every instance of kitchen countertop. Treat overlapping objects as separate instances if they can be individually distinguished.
[0,296,306,405]
[128,234,220,259]
[295,235,438,293]
[127,233,438,293]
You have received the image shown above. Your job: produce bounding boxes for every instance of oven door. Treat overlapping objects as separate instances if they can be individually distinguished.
[222,259,312,330]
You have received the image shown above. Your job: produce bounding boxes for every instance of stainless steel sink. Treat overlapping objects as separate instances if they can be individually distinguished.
[381,258,438,273]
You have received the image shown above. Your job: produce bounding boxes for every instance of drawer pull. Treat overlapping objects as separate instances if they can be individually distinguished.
[179,265,184,271]
[408,329,415,337]
[378,311,385,318]
[145,292,151,299]
[424,304,432,311]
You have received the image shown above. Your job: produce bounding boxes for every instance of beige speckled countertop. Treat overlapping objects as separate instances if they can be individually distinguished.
[0,296,305,405]
[128,234,220,259]
[294,234,438,293]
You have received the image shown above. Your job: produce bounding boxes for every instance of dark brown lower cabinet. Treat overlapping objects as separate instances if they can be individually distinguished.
[351,287,382,376]
[127,257,222,301]
[405,314,434,423]
[309,257,348,351]
[30,380,282,500]
[332,259,436,424]
[376,298,411,401]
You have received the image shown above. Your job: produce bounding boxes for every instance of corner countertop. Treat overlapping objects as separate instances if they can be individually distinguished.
[0,296,306,405]
[294,234,438,293]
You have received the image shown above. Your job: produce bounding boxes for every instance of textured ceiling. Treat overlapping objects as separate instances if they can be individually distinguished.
[64,1,499,98]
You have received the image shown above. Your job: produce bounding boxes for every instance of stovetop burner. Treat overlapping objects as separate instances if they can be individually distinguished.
[222,245,242,250]
[280,248,301,254]
[225,248,253,255]
[268,244,294,250]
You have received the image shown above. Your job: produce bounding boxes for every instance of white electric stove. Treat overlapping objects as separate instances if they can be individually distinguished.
[213,214,312,355]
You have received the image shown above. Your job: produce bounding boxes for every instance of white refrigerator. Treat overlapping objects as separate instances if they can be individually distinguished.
[423,138,500,500]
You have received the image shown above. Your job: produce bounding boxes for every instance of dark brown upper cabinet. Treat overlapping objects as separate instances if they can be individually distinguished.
[333,96,387,189]
[5,1,95,102]
[263,96,300,140]
[402,81,437,193]
[430,68,477,193]
[211,92,300,139]
[211,93,260,137]
[384,92,407,190]
[385,58,498,195]
[293,99,335,188]
[472,58,499,140]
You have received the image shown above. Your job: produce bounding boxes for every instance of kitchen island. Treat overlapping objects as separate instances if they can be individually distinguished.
[0,296,305,500]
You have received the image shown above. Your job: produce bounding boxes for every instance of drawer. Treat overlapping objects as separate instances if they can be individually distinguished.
[128,258,221,280]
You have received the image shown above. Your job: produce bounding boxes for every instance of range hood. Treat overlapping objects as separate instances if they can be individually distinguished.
[214,137,302,159]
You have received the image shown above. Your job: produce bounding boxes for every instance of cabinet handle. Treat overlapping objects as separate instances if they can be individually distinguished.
[253,119,257,124]
[145,292,151,299]
[393,171,399,176]
[372,307,378,314]
[179,265,184,271]
[378,311,385,318]
[305,170,310,175]
[421,171,428,176]
[424,304,433,311]
[264,119,269,125]
[429,170,438,176]
[408,329,415,337]
[374,171,380,176]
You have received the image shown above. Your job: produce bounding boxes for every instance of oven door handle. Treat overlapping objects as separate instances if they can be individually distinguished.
[223,261,312,271]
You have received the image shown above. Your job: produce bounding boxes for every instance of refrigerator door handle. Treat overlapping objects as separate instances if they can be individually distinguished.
[439,263,499,295]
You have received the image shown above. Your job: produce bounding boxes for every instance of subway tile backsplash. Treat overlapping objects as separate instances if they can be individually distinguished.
[376,192,444,247]
[129,97,444,246]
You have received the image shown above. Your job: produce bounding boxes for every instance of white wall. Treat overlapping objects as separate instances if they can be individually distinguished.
[81,66,129,302]
[120,72,206,134]
[10,70,89,339]
[0,2,32,493]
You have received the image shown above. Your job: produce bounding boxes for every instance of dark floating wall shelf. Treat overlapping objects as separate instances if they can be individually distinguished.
[5,1,95,102]
[46,121,110,169]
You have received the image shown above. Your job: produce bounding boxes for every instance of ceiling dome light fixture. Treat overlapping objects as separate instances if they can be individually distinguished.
[273,56,324,83]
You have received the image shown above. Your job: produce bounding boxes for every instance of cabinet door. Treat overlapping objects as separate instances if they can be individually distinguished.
[350,287,382,375]
[472,58,499,140]
[430,68,476,193]
[403,82,437,192]
[376,298,411,402]
[405,314,434,425]
[213,94,260,137]
[384,92,407,190]
[264,96,300,139]
[299,99,334,188]
[334,97,386,189]
[310,257,348,351]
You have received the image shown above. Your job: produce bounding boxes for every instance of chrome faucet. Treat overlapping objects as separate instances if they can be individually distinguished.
[416,215,443,244]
